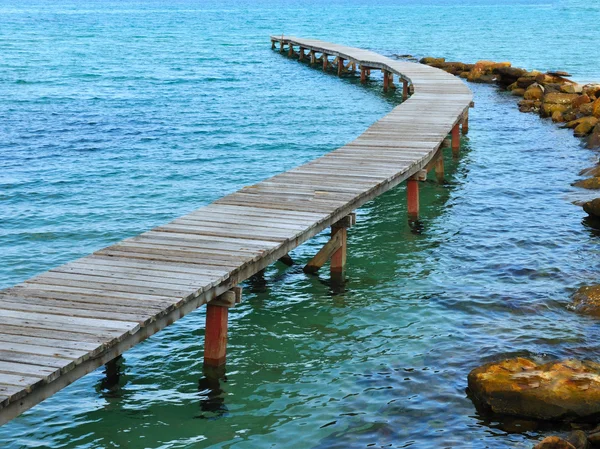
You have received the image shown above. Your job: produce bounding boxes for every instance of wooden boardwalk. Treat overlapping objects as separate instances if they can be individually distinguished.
[0,36,472,426]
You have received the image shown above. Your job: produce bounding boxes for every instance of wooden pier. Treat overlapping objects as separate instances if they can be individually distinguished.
[0,36,472,426]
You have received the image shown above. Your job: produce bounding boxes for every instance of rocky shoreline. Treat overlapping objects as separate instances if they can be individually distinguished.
[416,56,600,448]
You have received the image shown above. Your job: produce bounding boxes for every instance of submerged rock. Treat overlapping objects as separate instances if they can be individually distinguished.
[519,99,542,113]
[572,285,600,317]
[579,165,600,177]
[533,437,576,449]
[566,430,590,449]
[468,358,600,421]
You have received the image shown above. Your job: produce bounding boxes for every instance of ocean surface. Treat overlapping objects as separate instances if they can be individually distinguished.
[1,0,600,447]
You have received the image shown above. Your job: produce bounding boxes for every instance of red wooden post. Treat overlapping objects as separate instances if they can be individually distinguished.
[288,44,293,57]
[299,47,304,61]
[330,225,347,283]
[462,112,469,134]
[323,54,328,71]
[337,58,344,76]
[360,66,366,83]
[279,40,284,53]
[451,123,460,156]
[403,80,409,100]
[204,304,229,367]
[407,178,419,220]
[383,70,389,92]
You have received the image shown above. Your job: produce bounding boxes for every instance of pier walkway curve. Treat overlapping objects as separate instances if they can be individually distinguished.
[0,37,472,425]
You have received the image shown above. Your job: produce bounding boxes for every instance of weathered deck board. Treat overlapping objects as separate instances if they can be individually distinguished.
[0,36,472,426]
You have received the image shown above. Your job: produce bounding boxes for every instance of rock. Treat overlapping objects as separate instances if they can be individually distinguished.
[519,99,541,113]
[469,358,600,421]
[517,76,538,89]
[565,117,599,129]
[537,73,574,85]
[512,88,526,97]
[566,430,590,449]
[579,103,594,116]
[548,71,572,77]
[588,431,600,445]
[572,94,592,109]
[573,177,600,189]
[496,66,528,87]
[467,60,509,82]
[420,57,445,65]
[588,124,600,149]
[544,92,581,105]
[533,437,577,449]
[572,285,600,315]
[574,119,599,137]
[592,98,600,118]
[525,83,544,100]
[459,71,469,79]
[579,165,600,177]
[552,111,565,122]
[583,84,600,100]
[563,110,578,122]
[541,103,569,118]
[561,84,584,94]
[565,117,598,128]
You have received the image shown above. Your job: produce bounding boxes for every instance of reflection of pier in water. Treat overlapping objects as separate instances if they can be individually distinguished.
[0,36,472,426]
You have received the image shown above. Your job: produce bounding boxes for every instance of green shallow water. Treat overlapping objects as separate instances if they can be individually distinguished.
[1,0,600,447]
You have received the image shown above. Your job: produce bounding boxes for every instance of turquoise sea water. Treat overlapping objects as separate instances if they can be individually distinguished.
[2,0,600,447]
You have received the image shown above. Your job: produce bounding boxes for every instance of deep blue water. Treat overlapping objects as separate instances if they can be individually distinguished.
[1,0,600,447]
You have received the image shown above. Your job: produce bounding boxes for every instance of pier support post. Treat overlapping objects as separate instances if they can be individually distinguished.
[452,123,460,157]
[462,112,469,134]
[288,44,294,57]
[204,287,242,367]
[310,50,316,65]
[407,170,427,220]
[304,213,355,284]
[383,70,389,92]
[271,40,275,50]
[337,57,344,76]
[402,80,409,101]
[360,66,367,84]
[435,155,445,184]
[299,47,304,61]
[323,54,328,71]
[279,40,284,53]
[451,123,460,157]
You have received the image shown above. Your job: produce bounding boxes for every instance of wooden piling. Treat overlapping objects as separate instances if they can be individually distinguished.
[288,44,293,57]
[310,50,316,65]
[360,66,366,84]
[204,288,242,367]
[451,123,460,156]
[330,223,348,283]
[204,304,229,367]
[462,112,469,134]
[383,70,389,92]
[279,40,284,53]
[338,57,344,76]
[403,80,409,101]
[407,178,419,220]
[323,54,328,71]
[435,156,445,183]
[299,47,304,61]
